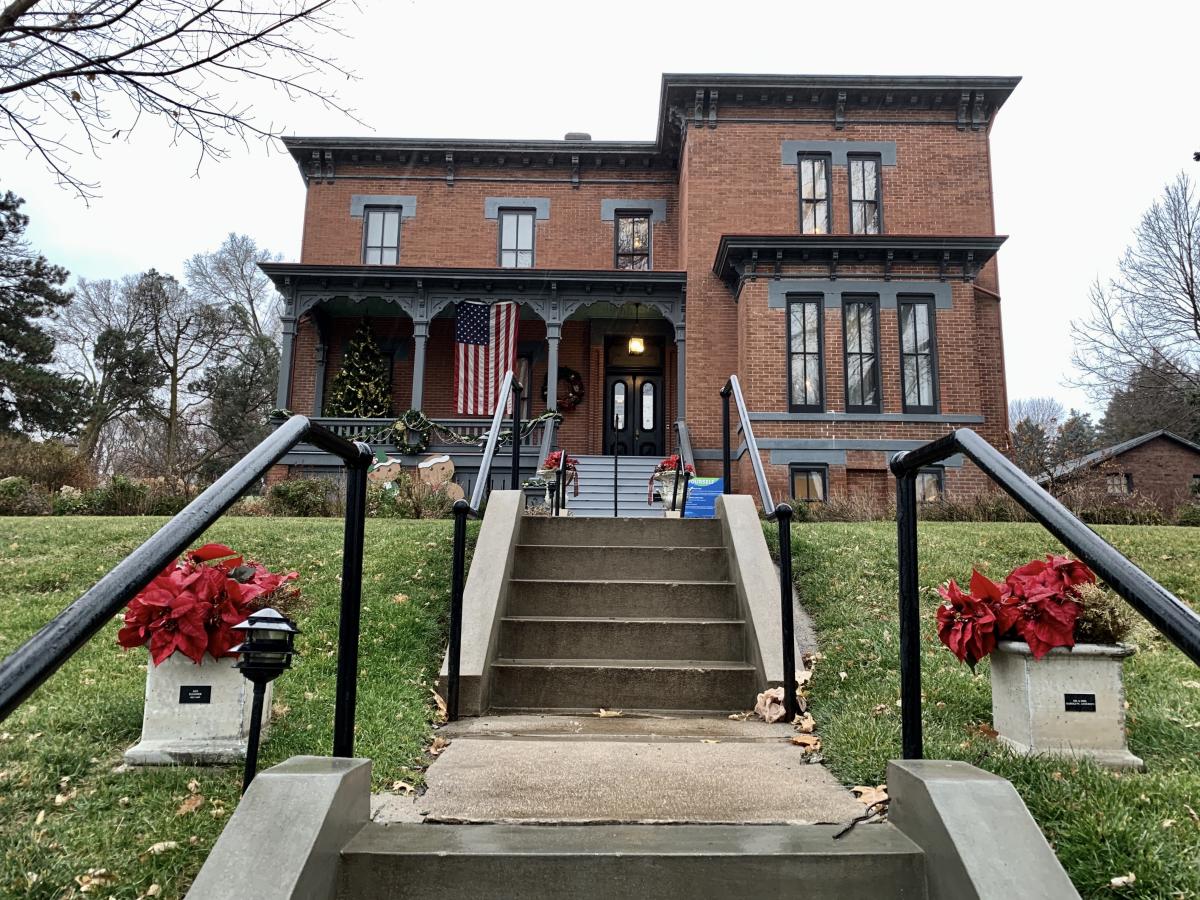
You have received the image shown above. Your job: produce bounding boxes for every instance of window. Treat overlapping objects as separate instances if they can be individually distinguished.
[848,155,882,234]
[1106,473,1132,495]
[797,154,831,234]
[916,468,944,503]
[611,381,626,430]
[843,297,880,412]
[362,207,401,265]
[615,212,651,270]
[787,295,823,411]
[499,209,534,268]
[790,465,827,502]
[899,297,938,412]
[641,381,655,430]
[1191,474,1200,496]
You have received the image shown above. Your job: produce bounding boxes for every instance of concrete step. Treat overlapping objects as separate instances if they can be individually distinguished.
[563,506,662,519]
[498,616,746,661]
[488,658,757,712]
[338,823,927,899]
[513,545,728,581]
[521,516,723,547]
[506,579,737,618]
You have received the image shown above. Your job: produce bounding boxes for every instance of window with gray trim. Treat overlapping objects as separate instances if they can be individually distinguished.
[615,212,651,270]
[916,467,943,503]
[362,206,401,265]
[848,155,882,234]
[843,297,880,412]
[797,154,831,234]
[790,464,827,502]
[788,295,823,412]
[499,209,534,268]
[899,297,938,412]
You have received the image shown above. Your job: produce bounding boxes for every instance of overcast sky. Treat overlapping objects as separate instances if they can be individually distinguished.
[5,0,1197,418]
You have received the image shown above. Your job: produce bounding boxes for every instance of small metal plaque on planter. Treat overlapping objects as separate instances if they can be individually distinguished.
[1064,693,1096,713]
[179,686,212,704]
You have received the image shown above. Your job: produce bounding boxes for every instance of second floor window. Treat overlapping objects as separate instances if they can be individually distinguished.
[788,295,823,411]
[899,298,937,413]
[843,297,880,412]
[499,209,534,268]
[615,213,651,270]
[362,207,401,265]
[849,155,881,234]
[798,154,831,234]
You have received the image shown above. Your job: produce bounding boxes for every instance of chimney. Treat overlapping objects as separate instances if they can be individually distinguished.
[564,132,592,141]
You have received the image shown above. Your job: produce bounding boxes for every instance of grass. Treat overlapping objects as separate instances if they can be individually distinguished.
[771,521,1200,900]
[0,516,464,900]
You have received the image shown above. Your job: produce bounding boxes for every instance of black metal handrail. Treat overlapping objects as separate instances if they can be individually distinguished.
[720,375,800,720]
[448,371,519,721]
[0,416,374,759]
[551,444,571,517]
[674,419,696,471]
[890,428,1200,760]
[667,456,692,516]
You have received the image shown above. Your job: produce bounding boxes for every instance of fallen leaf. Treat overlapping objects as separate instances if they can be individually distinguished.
[838,671,847,681]
[53,789,76,806]
[146,885,162,897]
[795,668,813,688]
[272,702,290,719]
[1109,873,1136,888]
[429,736,449,757]
[146,841,177,855]
[851,784,889,807]
[1181,681,1200,690]
[392,593,410,604]
[1161,819,1175,829]
[75,868,116,892]
[596,708,623,718]
[971,722,999,740]
[186,779,200,794]
[727,711,753,721]
[118,796,131,808]
[390,780,415,795]
[176,794,204,816]
[431,691,447,721]
[790,734,821,752]
[34,809,45,826]
[1186,804,1199,823]
[871,704,889,716]
[793,712,816,733]
[700,739,720,744]
[304,691,316,701]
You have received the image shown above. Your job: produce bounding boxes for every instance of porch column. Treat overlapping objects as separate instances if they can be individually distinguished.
[313,341,327,416]
[276,314,296,410]
[675,321,686,420]
[411,320,429,410]
[545,322,561,411]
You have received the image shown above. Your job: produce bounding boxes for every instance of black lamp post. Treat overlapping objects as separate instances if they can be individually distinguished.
[231,608,299,793]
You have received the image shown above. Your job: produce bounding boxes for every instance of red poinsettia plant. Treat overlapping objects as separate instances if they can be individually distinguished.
[117,544,298,666]
[652,454,696,476]
[542,450,579,472]
[937,554,1096,667]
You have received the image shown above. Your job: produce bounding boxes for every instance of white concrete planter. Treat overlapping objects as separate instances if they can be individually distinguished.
[538,468,572,509]
[124,651,271,766]
[989,640,1143,770]
[655,473,685,514]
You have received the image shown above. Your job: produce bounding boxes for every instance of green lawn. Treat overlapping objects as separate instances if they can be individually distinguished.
[774,521,1200,900]
[0,516,461,900]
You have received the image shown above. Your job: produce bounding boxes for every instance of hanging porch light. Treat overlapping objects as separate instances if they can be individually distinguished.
[627,303,645,355]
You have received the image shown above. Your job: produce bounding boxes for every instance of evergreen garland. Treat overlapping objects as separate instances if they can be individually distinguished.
[325,321,392,418]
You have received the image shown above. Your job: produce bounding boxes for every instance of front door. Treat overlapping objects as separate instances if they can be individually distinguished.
[604,373,664,456]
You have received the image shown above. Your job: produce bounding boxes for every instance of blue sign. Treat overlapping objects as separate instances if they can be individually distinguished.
[683,477,723,518]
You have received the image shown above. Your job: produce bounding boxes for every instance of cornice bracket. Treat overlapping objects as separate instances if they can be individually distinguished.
[956,91,971,131]
[884,249,894,282]
[773,250,783,281]
[829,249,840,281]
[970,92,986,131]
[708,90,719,128]
[571,154,580,189]
[749,250,759,283]
[445,152,455,186]
[694,89,705,128]
[834,91,847,130]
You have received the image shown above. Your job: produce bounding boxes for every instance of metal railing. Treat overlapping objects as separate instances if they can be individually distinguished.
[312,415,547,448]
[720,375,800,720]
[550,444,572,518]
[675,419,696,471]
[447,371,522,721]
[891,428,1200,760]
[0,417,374,759]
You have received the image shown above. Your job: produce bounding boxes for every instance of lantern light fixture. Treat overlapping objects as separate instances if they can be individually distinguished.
[627,303,645,355]
[231,608,300,793]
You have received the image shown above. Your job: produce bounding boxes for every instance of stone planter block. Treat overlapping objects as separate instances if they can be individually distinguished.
[990,640,1143,770]
[124,651,271,766]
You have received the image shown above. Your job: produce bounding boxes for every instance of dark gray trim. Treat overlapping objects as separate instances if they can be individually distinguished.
[782,140,897,166]
[349,195,417,217]
[600,199,667,222]
[847,152,883,234]
[788,462,829,502]
[796,151,833,234]
[768,280,951,310]
[748,411,983,424]
[784,451,846,465]
[484,197,550,219]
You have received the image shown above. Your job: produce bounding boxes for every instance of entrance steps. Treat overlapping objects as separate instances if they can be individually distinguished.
[565,454,663,518]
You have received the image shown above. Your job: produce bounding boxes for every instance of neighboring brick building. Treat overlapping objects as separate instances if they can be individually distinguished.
[1039,431,1200,515]
[262,72,1019,505]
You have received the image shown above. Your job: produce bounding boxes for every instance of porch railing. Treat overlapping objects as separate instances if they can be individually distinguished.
[310,416,547,448]
[719,375,801,721]
[0,417,374,760]
[890,429,1200,759]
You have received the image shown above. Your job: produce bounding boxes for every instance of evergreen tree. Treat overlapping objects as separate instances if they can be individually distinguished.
[325,322,392,418]
[1011,419,1052,478]
[1100,362,1200,444]
[0,189,81,435]
[1056,410,1098,461]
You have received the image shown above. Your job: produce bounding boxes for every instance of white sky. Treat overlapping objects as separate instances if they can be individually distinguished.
[4,0,1198,418]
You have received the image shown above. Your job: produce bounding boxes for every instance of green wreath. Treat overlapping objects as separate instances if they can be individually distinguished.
[392,409,432,455]
[387,408,564,455]
[542,366,585,411]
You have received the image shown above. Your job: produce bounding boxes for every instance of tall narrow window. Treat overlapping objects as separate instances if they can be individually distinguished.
[848,155,881,234]
[899,298,938,413]
[797,154,831,234]
[641,382,655,429]
[362,207,401,265]
[499,209,534,268]
[615,213,651,270]
[611,381,626,430]
[843,297,880,412]
[788,295,823,411]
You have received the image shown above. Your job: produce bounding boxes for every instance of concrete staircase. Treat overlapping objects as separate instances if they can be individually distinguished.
[566,454,662,518]
[490,516,758,714]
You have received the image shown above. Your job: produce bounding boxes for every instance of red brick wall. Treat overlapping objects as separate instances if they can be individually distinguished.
[1064,437,1200,513]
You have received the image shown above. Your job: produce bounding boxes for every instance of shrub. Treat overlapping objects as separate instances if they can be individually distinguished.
[368,472,455,519]
[267,478,335,517]
[0,476,50,515]
[1174,504,1200,527]
[228,495,272,517]
[1073,583,1137,645]
[83,475,149,515]
[51,485,85,516]
[0,435,93,491]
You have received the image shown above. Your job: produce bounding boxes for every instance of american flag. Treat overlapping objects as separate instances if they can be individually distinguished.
[454,301,519,415]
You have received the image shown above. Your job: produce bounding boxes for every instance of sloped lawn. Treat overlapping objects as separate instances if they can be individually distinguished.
[0,516,463,900]
[775,521,1200,900]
